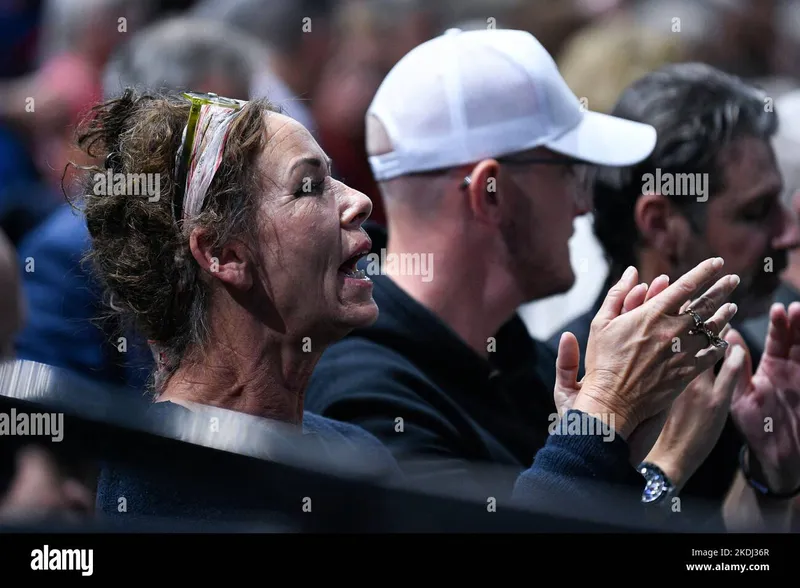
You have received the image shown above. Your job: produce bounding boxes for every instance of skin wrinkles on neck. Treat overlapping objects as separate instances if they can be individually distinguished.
[157,291,323,427]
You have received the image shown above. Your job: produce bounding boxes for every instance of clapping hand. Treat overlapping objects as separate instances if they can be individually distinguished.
[731,302,800,496]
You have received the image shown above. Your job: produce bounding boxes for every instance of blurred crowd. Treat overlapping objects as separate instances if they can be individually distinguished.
[1,0,800,528]
[4,0,800,360]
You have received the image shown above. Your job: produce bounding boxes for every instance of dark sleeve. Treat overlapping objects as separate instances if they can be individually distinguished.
[96,462,236,521]
[515,412,728,529]
[301,412,405,483]
[96,405,401,521]
[513,410,645,516]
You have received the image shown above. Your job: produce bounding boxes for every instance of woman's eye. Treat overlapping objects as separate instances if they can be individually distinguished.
[295,177,326,197]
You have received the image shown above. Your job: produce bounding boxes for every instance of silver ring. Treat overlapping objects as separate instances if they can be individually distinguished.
[685,308,728,349]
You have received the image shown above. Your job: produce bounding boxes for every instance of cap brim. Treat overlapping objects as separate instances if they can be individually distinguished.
[544,110,656,166]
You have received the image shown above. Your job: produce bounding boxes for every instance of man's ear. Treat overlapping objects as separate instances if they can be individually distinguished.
[634,193,687,257]
[189,229,253,290]
[465,159,501,225]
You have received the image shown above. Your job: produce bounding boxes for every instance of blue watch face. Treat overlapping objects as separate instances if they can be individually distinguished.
[642,476,668,503]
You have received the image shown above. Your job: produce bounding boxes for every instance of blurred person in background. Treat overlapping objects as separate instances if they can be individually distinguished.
[0,0,42,79]
[742,89,800,350]
[639,0,800,81]
[305,28,748,521]
[0,446,95,524]
[691,0,780,79]
[0,0,48,246]
[101,17,254,101]
[0,0,155,246]
[0,229,94,523]
[557,9,686,114]
[14,17,264,390]
[741,87,800,530]
[1,0,155,191]
[191,0,337,136]
[553,63,800,529]
[511,0,635,59]
[311,0,443,226]
[770,0,800,80]
[608,0,800,82]
[557,64,797,374]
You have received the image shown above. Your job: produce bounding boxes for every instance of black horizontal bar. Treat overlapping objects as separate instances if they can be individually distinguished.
[0,360,719,532]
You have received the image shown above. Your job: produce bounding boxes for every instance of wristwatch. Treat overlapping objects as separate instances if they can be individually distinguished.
[637,462,676,506]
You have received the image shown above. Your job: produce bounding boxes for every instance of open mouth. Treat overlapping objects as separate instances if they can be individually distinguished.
[339,251,369,280]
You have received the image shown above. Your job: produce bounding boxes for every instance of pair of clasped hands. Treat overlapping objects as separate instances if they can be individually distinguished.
[554,257,800,497]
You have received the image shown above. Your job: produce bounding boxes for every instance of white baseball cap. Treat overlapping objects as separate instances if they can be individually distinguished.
[367,28,657,181]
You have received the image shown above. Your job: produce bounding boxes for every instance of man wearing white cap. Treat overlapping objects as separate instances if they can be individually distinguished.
[305,28,742,514]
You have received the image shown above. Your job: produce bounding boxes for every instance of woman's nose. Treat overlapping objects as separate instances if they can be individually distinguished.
[341,185,373,228]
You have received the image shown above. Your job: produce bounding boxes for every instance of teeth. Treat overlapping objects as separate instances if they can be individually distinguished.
[345,268,368,280]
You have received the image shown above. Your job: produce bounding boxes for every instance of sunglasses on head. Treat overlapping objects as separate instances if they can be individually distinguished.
[172,92,247,222]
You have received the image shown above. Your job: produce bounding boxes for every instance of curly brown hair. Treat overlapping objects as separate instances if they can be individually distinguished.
[74,89,278,392]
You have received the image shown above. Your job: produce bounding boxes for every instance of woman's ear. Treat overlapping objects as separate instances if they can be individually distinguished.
[189,229,253,290]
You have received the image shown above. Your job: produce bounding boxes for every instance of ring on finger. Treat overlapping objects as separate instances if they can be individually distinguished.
[685,308,728,349]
